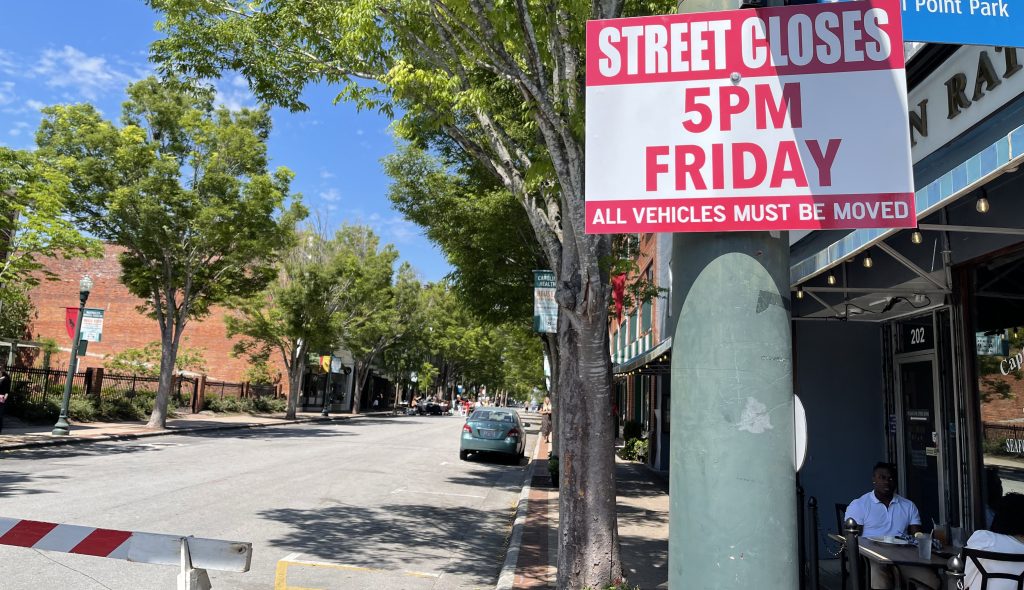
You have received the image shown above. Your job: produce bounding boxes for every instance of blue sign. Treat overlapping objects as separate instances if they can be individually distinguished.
[901,0,1022,47]
[802,0,1023,48]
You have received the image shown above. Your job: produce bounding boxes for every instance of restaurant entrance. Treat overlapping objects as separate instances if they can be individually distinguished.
[893,312,955,527]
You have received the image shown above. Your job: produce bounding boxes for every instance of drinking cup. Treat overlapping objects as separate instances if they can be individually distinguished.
[917,533,932,560]
[951,526,966,549]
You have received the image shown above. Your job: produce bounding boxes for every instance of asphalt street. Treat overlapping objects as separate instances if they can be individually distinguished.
[0,413,537,589]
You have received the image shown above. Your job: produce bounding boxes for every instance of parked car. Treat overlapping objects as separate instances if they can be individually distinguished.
[459,409,528,462]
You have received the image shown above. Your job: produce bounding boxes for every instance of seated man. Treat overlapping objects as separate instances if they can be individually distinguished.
[964,492,1024,590]
[845,462,939,590]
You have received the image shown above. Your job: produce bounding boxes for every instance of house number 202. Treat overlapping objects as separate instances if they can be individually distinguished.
[910,327,926,345]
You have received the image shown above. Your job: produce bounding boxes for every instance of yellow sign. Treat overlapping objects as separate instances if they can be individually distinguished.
[320,356,331,373]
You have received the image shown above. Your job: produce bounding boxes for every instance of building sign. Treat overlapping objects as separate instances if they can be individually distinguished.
[900,322,933,353]
[65,308,104,342]
[900,0,1021,48]
[909,45,1024,164]
[533,270,558,333]
[584,0,915,233]
[976,332,1009,356]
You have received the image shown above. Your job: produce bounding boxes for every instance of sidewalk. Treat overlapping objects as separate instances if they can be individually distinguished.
[0,411,365,451]
[506,443,669,590]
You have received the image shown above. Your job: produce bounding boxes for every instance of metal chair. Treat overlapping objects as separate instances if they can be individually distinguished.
[836,503,851,589]
[946,547,1024,590]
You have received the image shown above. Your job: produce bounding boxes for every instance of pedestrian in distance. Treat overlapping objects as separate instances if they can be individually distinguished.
[0,367,11,434]
[540,395,552,444]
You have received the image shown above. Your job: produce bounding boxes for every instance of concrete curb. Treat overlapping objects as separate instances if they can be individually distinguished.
[0,415,349,452]
[495,434,545,590]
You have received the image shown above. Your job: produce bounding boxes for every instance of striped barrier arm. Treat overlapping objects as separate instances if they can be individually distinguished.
[0,517,252,573]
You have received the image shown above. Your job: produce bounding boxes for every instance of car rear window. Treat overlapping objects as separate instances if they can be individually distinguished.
[471,411,515,423]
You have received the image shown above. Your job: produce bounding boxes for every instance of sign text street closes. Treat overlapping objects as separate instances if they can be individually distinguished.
[584,0,915,233]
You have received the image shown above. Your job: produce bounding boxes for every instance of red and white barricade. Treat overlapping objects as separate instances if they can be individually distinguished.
[0,517,252,589]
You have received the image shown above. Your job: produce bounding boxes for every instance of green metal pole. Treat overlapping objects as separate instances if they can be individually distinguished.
[669,2,797,588]
[52,289,89,436]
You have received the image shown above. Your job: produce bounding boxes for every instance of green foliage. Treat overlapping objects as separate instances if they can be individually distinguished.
[0,147,101,289]
[242,360,276,385]
[34,77,305,426]
[0,286,33,340]
[548,456,559,482]
[203,395,285,414]
[620,438,649,463]
[622,420,643,441]
[104,341,209,377]
[7,392,157,424]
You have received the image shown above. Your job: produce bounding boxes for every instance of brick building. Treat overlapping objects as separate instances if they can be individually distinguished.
[24,244,284,382]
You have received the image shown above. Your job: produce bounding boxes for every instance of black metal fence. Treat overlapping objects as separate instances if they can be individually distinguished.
[982,422,1024,456]
[204,380,244,399]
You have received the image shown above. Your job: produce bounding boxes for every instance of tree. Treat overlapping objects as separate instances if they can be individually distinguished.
[0,147,101,289]
[346,260,420,414]
[35,77,303,428]
[103,341,209,378]
[147,0,680,583]
[0,286,33,341]
[227,225,392,419]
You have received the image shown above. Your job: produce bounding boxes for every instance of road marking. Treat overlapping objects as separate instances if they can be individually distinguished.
[274,556,441,590]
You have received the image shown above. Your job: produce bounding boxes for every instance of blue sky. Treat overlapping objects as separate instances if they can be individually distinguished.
[0,1,452,282]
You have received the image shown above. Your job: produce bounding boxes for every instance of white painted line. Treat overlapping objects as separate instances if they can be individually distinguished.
[34,523,94,553]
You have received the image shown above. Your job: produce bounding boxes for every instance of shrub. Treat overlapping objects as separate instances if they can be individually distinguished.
[548,456,559,487]
[8,395,62,423]
[204,396,246,413]
[620,438,649,462]
[68,397,98,422]
[622,420,642,441]
[251,396,286,414]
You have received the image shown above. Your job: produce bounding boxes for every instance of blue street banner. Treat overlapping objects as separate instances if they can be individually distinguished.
[803,0,1022,47]
[533,270,558,334]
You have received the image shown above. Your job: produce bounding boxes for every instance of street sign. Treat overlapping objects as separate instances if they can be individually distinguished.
[65,308,104,342]
[901,0,1020,47]
[533,270,558,333]
[584,0,915,233]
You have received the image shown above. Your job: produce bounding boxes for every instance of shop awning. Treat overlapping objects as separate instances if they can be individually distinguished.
[613,337,672,375]
[791,124,1024,287]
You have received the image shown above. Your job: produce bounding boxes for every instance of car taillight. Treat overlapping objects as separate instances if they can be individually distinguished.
[463,424,473,433]
[507,427,520,437]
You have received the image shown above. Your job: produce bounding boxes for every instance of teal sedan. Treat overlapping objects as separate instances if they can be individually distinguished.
[459,409,527,462]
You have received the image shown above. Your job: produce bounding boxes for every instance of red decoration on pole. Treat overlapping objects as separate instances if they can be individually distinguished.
[65,308,79,340]
[612,274,626,321]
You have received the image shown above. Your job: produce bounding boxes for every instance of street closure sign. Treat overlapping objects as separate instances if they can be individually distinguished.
[584,0,915,233]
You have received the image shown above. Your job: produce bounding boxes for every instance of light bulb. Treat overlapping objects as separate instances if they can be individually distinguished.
[796,287,805,300]
[863,252,874,268]
[977,196,990,213]
[911,230,923,244]
[827,273,837,286]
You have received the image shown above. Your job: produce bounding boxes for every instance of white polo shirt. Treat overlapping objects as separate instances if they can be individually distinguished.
[963,530,1024,590]
[844,491,921,538]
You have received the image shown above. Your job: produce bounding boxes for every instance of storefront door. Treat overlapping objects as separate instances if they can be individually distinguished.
[896,356,945,525]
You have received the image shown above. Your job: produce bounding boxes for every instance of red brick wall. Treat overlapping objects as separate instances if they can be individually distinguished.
[24,244,284,382]
[980,372,1024,423]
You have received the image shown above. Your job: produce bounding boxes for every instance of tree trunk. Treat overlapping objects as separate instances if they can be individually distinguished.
[147,328,182,428]
[557,302,621,588]
[284,341,307,420]
[543,332,561,455]
[351,361,369,414]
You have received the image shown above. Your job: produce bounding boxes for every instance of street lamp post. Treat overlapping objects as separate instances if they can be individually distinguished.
[52,275,93,436]
[321,358,331,417]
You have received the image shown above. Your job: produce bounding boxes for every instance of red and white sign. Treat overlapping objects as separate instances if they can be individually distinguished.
[584,0,915,233]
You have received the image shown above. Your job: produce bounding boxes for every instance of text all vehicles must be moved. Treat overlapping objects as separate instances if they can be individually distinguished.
[586,196,914,232]
[584,0,915,234]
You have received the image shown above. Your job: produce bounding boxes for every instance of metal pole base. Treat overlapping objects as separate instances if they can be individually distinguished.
[51,418,71,436]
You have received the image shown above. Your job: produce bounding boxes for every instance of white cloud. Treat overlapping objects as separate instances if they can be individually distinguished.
[8,121,30,137]
[214,80,255,112]
[33,45,131,100]
[231,75,248,88]
[320,170,335,180]
[355,129,365,136]
[0,50,16,76]
[25,99,45,110]
[319,188,341,202]
[0,81,15,105]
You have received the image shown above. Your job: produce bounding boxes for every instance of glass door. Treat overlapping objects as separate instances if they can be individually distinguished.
[897,357,945,526]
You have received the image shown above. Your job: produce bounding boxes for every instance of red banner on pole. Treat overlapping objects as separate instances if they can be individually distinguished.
[65,308,79,340]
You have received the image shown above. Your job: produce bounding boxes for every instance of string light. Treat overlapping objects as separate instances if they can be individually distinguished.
[796,287,805,299]
[911,230,923,244]
[976,194,990,213]
[827,273,837,286]
[863,250,874,269]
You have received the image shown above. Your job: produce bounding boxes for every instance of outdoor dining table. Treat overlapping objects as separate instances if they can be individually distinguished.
[856,536,954,589]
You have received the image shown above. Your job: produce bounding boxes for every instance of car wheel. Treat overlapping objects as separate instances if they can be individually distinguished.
[459,450,469,461]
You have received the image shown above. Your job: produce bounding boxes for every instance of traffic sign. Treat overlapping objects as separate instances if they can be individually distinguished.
[584,0,915,233]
